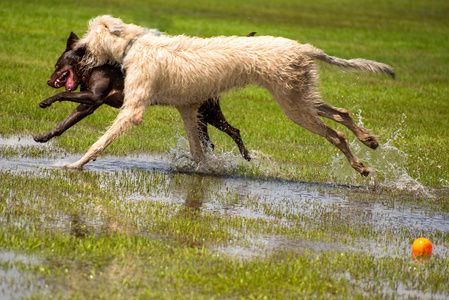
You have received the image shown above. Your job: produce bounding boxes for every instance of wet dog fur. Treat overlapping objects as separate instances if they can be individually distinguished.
[35,31,250,161]
[70,15,394,175]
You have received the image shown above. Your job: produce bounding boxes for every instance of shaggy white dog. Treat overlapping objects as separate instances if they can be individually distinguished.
[69,15,394,176]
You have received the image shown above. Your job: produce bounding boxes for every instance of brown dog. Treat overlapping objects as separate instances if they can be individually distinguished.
[34,32,251,161]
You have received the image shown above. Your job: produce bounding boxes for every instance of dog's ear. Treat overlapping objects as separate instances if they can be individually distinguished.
[106,20,125,36]
[67,32,80,50]
[74,44,87,57]
[89,15,125,36]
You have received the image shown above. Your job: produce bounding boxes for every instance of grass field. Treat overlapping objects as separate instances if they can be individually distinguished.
[1,0,448,186]
[1,0,449,298]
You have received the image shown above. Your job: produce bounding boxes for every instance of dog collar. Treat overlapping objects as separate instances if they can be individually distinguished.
[81,72,89,84]
[79,69,93,91]
[120,29,158,75]
[122,34,141,61]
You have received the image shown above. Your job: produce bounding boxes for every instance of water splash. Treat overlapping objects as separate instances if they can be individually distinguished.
[169,136,241,175]
[329,112,430,194]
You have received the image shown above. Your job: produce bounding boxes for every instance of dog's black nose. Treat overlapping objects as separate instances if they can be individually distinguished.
[47,79,52,86]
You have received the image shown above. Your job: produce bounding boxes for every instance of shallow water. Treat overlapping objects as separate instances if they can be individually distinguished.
[1,135,449,261]
[329,112,446,194]
[0,252,48,298]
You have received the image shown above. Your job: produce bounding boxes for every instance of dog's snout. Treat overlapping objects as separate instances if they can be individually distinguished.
[47,79,52,86]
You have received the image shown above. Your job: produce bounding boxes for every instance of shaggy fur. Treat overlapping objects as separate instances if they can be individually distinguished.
[34,31,250,161]
[69,15,394,175]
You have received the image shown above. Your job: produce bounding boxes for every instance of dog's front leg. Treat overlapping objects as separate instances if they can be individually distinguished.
[65,106,143,169]
[34,103,100,143]
[176,105,205,163]
[39,91,105,108]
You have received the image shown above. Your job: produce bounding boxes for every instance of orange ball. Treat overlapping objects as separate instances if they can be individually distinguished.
[412,237,433,258]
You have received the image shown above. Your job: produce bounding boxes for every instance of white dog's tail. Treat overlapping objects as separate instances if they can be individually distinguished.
[302,44,395,79]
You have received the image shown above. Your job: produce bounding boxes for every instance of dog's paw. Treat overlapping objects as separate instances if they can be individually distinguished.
[33,135,49,143]
[39,101,51,108]
[363,136,379,150]
[351,160,372,177]
[360,167,371,177]
[63,162,83,170]
[39,98,56,108]
[242,151,251,161]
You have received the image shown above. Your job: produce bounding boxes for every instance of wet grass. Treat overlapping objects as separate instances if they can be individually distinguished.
[1,153,449,298]
[1,0,449,298]
[1,0,448,187]
[1,158,449,298]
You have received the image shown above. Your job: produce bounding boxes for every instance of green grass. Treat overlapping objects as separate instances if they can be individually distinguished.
[0,1,449,187]
[1,0,449,298]
[2,167,449,298]
[1,0,448,186]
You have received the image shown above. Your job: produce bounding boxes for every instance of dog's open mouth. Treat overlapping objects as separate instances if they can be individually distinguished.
[52,69,77,92]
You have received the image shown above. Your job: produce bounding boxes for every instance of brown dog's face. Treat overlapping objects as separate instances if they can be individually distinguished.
[47,32,85,92]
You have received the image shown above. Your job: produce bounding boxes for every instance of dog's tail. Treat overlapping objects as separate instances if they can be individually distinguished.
[303,44,395,79]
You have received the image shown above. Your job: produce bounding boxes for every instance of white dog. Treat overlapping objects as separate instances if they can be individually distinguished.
[70,15,394,176]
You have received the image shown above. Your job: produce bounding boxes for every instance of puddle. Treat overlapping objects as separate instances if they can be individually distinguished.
[211,177,449,259]
[0,135,171,174]
[1,135,449,261]
[217,235,355,259]
[0,136,43,147]
[0,252,50,298]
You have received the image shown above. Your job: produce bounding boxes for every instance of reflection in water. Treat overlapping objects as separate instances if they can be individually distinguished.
[181,174,207,216]
[1,136,449,259]
[69,214,90,238]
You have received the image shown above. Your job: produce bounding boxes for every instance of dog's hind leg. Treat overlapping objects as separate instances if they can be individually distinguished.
[198,98,251,161]
[197,108,214,151]
[34,104,100,143]
[322,124,371,176]
[277,100,371,176]
[176,104,205,164]
[315,102,379,149]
